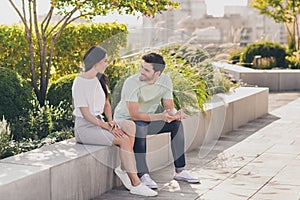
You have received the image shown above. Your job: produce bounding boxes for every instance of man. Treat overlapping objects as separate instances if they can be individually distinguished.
[114,52,199,189]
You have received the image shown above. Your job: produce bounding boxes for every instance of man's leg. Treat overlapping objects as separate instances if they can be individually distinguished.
[149,120,186,170]
[133,121,149,178]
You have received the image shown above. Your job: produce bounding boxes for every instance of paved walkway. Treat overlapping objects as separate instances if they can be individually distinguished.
[96,92,300,200]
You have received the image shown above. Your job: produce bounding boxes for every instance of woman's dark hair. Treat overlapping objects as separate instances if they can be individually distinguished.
[83,46,107,72]
[142,52,166,73]
[97,73,109,99]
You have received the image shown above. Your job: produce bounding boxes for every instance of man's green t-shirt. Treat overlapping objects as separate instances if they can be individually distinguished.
[114,73,173,120]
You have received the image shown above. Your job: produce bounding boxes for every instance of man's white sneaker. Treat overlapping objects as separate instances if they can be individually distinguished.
[174,170,200,183]
[114,166,132,190]
[130,183,158,197]
[140,174,158,189]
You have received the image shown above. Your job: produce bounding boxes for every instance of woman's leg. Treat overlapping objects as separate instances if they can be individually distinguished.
[119,120,136,149]
[113,135,140,186]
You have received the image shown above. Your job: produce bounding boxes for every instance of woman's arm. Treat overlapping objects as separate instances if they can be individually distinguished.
[103,98,113,122]
[79,107,111,130]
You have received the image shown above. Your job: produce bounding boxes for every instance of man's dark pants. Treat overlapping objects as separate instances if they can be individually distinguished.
[133,120,186,178]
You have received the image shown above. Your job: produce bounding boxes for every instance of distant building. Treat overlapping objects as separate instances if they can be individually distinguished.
[142,0,287,47]
[224,6,286,45]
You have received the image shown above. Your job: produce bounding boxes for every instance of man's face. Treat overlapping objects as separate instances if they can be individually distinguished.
[139,61,158,82]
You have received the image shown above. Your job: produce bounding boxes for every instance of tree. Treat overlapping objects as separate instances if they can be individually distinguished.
[250,0,300,51]
[8,0,179,106]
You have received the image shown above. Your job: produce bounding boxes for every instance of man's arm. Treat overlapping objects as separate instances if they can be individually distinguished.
[163,99,177,115]
[127,101,175,122]
[163,98,186,120]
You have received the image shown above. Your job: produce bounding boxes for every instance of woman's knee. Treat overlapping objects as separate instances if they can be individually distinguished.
[119,135,131,147]
[121,120,136,136]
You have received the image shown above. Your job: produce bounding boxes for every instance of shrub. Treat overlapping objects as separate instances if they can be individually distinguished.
[228,48,244,64]
[241,41,287,69]
[48,74,77,107]
[0,67,33,122]
[0,23,128,82]
[11,100,54,140]
[286,51,300,69]
[0,117,13,158]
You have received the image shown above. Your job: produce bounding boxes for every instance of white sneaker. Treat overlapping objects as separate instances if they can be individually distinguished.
[130,183,158,197]
[114,166,132,190]
[174,170,200,183]
[140,174,158,189]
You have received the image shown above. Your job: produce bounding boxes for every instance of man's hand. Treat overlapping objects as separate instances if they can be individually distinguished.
[167,108,188,121]
[161,109,178,123]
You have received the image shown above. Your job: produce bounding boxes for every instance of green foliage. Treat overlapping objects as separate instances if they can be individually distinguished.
[51,0,179,19]
[48,74,77,106]
[52,23,128,81]
[286,51,300,69]
[228,47,244,64]
[250,0,300,51]
[0,117,13,158]
[250,0,300,23]
[0,25,30,79]
[0,23,128,82]
[11,100,54,140]
[47,127,74,142]
[10,98,75,142]
[241,41,287,69]
[0,67,34,122]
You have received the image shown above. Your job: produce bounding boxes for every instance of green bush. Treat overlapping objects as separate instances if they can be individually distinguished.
[52,23,128,81]
[286,51,300,69]
[48,74,77,107]
[0,25,30,79]
[241,41,287,69]
[0,117,14,158]
[0,23,128,82]
[11,100,54,140]
[0,67,33,122]
[228,47,244,64]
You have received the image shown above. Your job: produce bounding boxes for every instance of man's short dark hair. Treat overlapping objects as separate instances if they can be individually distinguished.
[142,53,166,73]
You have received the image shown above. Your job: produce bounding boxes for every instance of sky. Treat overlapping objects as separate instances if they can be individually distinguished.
[0,0,248,26]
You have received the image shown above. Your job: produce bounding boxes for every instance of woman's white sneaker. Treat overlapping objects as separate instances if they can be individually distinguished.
[130,183,158,197]
[174,170,200,183]
[114,166,132,190]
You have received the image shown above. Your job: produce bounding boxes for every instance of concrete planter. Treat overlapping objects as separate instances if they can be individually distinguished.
[215,62,300,91]
[0,87,269,200]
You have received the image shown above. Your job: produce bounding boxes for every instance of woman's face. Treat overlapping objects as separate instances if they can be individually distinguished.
[95,54,108,72]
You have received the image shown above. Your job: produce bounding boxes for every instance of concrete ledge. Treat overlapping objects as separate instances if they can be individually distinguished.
[0,87,269,200]
[183,87,269,152]
[215,62,300,91]
[0,140,120,200]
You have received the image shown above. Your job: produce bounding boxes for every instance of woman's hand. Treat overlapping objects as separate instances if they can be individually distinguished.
[107,121,124,138]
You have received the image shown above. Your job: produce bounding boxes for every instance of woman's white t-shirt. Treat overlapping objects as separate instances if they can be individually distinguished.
[72,76,105,118]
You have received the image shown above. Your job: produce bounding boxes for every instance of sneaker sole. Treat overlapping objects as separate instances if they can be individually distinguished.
[143,184,158,189]
[174,177,200,183]
[130,191,158,197]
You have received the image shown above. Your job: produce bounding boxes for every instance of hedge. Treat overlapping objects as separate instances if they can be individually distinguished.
[241,41,287,68]
[0,23,128,82]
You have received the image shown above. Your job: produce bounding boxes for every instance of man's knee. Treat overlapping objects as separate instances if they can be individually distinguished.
[134,121,149,138]
[170,120,183,131]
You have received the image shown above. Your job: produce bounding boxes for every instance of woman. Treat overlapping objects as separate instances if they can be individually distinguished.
[72,46,157,197]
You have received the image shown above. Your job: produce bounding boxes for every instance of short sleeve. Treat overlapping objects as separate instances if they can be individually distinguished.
[163,75,173,99]
[122,78,139,102]
[72,78,88,107]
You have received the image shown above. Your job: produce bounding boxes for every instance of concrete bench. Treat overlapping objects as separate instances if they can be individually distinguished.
[214,62,300,91]
[0,87,269,200]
